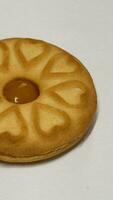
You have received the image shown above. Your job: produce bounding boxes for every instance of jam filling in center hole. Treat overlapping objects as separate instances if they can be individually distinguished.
[3,78,40,104]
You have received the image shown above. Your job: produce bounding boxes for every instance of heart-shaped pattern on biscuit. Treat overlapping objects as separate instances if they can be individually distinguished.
[32,103,70,138]
[41,52,82,79]
[0,106,28,144]
[0,42,9,72]
[47,81,88,108]
[15,38,50,68]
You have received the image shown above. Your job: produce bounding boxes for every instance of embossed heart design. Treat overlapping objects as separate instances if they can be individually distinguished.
[0,42,9,71]
[48,81,88,108]
[0,106,28,143]
[41,52,81,79]
[15,39,49,68]
[32,103,70,137]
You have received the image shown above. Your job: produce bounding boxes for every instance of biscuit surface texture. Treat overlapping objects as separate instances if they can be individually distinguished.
[0,38,97,163]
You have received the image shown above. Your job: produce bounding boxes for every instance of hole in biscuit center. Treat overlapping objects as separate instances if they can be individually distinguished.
[3,78,40,104]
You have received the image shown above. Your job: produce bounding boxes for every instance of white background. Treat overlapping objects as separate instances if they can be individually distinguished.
[0,0,113,199]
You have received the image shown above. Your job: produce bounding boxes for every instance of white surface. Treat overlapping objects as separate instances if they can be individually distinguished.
[0,0,113,199]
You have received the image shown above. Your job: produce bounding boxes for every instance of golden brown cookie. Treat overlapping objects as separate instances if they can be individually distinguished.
[0,38,97,163]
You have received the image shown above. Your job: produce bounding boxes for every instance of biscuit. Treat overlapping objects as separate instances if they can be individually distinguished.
[0,38,97,163]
